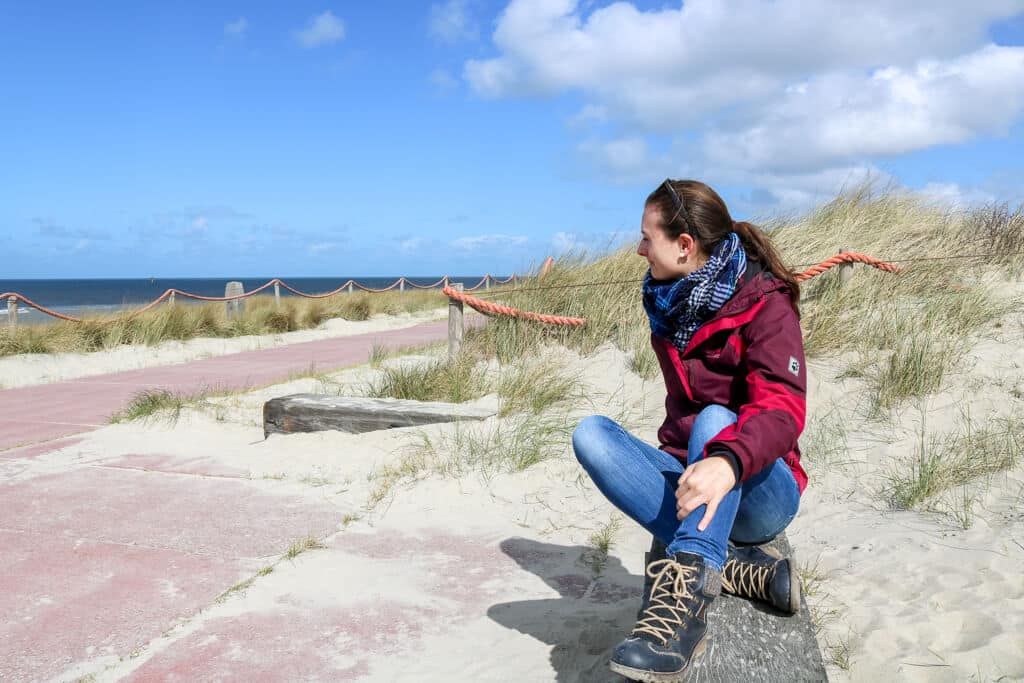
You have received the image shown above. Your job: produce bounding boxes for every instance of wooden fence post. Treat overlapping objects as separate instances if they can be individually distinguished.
[484,274,490,290]
[348,281,354,295]
[168,291,176,307]
[448,282,464,360]
[274,282,281,310]
[7,296,17,332]
[225,281,245,318]
[399,278,405,295]
[838,248,854,286]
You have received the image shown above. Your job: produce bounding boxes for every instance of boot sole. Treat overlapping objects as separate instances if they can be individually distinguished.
[608,638,706,683]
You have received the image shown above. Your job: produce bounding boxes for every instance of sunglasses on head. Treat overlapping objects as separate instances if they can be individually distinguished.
[661,178,692,231]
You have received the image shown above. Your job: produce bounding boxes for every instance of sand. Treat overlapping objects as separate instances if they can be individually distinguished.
[3,307,1023,681]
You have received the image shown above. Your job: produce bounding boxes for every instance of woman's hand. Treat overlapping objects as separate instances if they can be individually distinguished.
[675,456,738,531]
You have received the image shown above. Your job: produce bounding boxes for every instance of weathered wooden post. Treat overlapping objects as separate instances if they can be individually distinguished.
[399,278,405,295]
[274,282,281,310]
[225,281,245,318]
[838,247,854,286]
[347,281,354,295]
[443,275,449,289]
[484,274,491,290]
[448,282,463,361]
[168,291,176,307]
[512,274,518,286]
[7,296,17,332]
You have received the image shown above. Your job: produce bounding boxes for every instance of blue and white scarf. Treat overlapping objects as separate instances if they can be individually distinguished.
[642,232,747,354]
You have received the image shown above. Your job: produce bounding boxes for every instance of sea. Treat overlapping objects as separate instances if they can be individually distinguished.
[0,276,491,326]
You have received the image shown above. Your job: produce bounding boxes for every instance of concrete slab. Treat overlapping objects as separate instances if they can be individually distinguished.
[1,466,345,558]
[0,436,84,460]
[97,453,252,479]
[0,529,250,683]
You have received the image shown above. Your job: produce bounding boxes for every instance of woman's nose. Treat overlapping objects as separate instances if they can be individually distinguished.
[637,242,646,256]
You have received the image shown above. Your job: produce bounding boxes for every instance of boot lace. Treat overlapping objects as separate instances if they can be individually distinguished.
[721,557,771,602]
[632,559,698,645]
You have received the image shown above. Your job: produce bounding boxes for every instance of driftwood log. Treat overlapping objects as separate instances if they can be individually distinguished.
[631,533,827,683]
[263,394,496,438]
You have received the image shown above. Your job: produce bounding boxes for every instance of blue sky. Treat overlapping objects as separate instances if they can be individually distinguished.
[2,1,1023,278]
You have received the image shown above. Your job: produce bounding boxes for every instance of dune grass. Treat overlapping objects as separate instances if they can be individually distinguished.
[366,411,574,507]
[0,288,446,358]
[108,388,216,424]
[886,412,1023,517]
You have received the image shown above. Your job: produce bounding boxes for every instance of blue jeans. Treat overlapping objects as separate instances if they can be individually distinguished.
[572,407,800,570]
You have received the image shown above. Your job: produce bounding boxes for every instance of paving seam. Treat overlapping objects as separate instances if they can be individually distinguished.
[0,526,271,561]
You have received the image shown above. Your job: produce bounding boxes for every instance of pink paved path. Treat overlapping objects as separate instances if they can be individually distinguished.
[0,318,457,452]
[0,318,473,681]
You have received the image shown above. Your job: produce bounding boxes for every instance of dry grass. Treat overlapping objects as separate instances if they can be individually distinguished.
[0,289,446,358]
[886,411,1023,518]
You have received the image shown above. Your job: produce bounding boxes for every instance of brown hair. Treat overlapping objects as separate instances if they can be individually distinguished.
[646,179,800,312]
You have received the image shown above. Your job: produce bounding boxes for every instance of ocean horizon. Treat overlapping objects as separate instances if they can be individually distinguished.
[0,276,496,325]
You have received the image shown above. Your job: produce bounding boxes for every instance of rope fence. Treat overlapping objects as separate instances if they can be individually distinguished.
[5,248,1011,342]
[1,273,516,327]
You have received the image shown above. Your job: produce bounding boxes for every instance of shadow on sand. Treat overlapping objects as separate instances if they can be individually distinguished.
[486,537,643,683]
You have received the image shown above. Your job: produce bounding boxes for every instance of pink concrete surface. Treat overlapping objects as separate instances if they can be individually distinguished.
[0,436,84,460]
[0,318,463,451]
[0,318,486,680]
[99,453,251,479]
[0,530,250,682]
[0,464,352,680]
[123,604,397,682]
[1,465,345,558]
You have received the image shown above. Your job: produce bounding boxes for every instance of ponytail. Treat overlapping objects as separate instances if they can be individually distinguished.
[733,221,800,314]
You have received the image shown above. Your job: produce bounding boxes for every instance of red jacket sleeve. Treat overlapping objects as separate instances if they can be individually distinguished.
[705,291,806,482]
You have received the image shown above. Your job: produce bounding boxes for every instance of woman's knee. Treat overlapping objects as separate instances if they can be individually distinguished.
[688,404,737,456]
[572,415,621,471]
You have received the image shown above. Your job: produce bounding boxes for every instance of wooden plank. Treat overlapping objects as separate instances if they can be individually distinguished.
[263,394,496,438]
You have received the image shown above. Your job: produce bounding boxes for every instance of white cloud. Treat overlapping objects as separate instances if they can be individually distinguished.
[430,68,459,91]
[399,237,428,252]
[577,136,661,183]
[918,182,997,208]
[430,0,478,43]
[309,241,341,254]
[224,17,248,36]
[551,229,636,254]
[452,233,528,251]
[703,45,1024,174]
[465,0,1024,207]
[295,10,346,48]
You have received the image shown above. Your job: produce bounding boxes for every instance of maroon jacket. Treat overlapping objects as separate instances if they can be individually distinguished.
[650,264,808,493]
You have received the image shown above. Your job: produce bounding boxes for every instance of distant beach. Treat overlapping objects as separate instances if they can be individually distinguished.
[0,276,493,325]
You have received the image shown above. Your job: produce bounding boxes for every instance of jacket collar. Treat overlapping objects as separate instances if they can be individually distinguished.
[713,259,784,319]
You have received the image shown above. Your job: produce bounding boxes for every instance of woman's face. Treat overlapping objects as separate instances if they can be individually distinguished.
[637,204,707,280]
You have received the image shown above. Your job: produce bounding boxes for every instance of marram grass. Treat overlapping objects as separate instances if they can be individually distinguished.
[0,289,446,358]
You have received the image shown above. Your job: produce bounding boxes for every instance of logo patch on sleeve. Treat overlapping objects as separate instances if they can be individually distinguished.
[788,357,800,377]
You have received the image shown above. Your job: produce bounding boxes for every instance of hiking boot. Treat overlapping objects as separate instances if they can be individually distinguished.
[721,543,800,615]
[609,551,721,683]
[636,537,669,617]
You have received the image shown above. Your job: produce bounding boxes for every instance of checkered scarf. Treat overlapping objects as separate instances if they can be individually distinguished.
[642,232,747,354]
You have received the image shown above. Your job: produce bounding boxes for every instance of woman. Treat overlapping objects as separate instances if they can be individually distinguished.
[572,179,807,682]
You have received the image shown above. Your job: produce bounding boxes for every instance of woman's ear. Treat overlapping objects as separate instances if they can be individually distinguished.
[676,233,695,256]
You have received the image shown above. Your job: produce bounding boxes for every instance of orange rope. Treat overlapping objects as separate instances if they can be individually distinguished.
[443,286,586,327]
[794,252,900,282]
[403,277,449,290]
[0,292,83,322]
[2,253,897,327]
[464,275,492,292]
